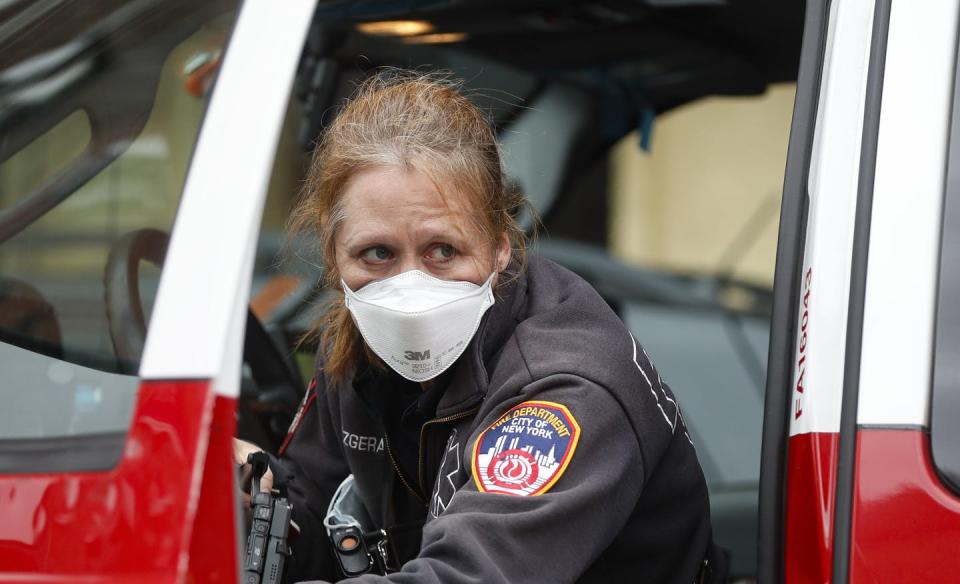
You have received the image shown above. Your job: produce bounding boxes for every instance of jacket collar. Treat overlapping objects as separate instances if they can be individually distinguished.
[433,269,528,417]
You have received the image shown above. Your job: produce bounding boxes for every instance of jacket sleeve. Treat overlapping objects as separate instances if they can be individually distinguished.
[316,374,647,584]
[276,366,351,582]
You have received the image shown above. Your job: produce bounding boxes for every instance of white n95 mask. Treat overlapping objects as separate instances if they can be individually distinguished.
[342,270,496,382]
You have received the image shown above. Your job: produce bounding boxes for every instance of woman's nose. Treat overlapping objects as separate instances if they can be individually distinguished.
[397,254,425,274]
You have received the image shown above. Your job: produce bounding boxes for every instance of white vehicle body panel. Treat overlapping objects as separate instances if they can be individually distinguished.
[140,0,317,397]
[790,0,875,436]
[857,0,959,428]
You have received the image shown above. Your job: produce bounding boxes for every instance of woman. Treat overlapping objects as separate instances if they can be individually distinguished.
[235,71,716,583]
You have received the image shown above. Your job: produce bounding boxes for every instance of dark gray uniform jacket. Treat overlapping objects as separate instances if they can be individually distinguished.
[277,254,712,583]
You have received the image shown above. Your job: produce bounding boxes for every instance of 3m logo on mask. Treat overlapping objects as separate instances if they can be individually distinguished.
[404,349,431,361]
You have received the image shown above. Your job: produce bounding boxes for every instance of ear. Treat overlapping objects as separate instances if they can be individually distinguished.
[495,232,511,273]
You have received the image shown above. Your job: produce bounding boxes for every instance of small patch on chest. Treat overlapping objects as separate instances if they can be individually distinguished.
[342,430,385,453]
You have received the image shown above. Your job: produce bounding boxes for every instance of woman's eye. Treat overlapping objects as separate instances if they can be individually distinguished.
[427,244,456,261]
[360,246,392,263]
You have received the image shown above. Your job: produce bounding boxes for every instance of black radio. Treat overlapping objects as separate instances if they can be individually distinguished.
[243,452,293,584]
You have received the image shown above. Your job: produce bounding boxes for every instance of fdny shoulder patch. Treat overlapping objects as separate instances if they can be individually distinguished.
[472,400,580,496]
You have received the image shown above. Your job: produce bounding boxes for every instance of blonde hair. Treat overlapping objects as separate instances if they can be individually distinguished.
[288,70,529,384]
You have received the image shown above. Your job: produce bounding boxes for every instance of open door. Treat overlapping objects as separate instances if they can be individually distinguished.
[761,1,960,582]
[0,1,315,582]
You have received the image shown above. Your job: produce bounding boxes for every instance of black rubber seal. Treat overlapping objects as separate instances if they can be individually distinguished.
[757,1,830,582]
[0,432,127,473]
[831,0,892,581]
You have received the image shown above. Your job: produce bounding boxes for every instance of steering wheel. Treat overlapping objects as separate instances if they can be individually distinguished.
[103,228,168,363]
[103,228,304,451]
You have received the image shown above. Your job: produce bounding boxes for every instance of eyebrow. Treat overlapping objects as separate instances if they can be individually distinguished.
[339,231,395,251]
[338,215,473,249]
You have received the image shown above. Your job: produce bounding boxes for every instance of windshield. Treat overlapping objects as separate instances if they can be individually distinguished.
[0,0,238,466]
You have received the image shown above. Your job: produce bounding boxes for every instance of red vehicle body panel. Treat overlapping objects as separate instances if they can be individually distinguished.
[784,429,960,583]
[186,393,240,583]
[0,380,237,584]
[784,432,839,584]
[850,429,960,582]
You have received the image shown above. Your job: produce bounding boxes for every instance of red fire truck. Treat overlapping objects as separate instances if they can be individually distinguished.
[1,0,959,582]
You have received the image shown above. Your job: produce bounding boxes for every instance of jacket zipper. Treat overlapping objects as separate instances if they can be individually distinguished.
[383,432,425,504]
[417,407,480,505]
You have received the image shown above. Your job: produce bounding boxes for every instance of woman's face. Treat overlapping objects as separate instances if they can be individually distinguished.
[334,166,509,291]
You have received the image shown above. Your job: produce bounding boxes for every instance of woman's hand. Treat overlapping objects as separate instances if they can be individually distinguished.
[233,438,274,508]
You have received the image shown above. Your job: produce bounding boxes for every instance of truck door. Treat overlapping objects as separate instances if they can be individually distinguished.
[0,1,314,581]
[760,0,960,582]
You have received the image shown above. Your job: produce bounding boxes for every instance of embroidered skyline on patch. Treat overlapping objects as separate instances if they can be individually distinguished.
[472,400,580,496]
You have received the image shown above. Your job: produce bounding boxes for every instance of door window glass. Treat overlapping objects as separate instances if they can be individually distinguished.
[0,0,238,470]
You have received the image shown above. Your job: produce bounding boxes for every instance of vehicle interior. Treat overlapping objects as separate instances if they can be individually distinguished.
[0,0,804,580]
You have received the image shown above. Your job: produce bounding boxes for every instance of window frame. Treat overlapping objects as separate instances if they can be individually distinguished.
[930,25,960,495]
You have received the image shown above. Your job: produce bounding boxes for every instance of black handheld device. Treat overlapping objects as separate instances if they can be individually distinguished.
[243,452,293,584]
[329,525,388,577]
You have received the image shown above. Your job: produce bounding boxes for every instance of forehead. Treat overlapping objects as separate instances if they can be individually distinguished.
[338,166,479,234]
